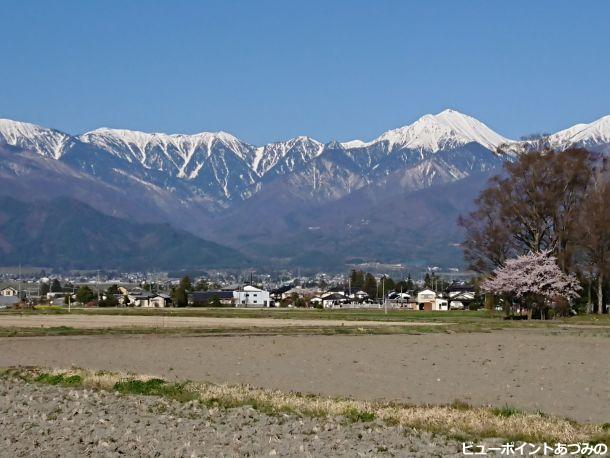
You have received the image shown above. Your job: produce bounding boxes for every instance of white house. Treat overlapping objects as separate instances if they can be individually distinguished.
[281,286,319,300]
[435,297,449,311]
[127,293,172,308]
[415,289,449,311]
[447,285,476,309]
[0,286,19,297]
[127,293,153,307]
[149,294,172,308]
[233,285,271,307]
[321,292,347,308]
[417,289,436,304]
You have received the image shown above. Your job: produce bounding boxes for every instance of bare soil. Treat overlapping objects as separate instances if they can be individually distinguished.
[0,378,471,457]
[0,314,443,329]
[0,331,607,423]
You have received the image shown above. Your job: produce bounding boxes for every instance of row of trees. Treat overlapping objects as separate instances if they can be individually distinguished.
[48,275,212,308]
[60,284,119,307]
[170,276,218,307]
[38,279,64,296]
[460,148,609,315]
[348,269,445,298]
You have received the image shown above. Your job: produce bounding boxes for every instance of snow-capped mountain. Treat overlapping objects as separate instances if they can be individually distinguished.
[0,119,70,160]
[2,109,609,268]
[268,110,513,202]
[2,109,608,207]
[79,128,254,177]
[78,128,260,201]
[547,115,610,154]
[379,109,509,152]
[343,109,510,153]
[249,136,324,177]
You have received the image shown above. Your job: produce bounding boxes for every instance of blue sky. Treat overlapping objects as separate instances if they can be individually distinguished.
[1,0,609,144]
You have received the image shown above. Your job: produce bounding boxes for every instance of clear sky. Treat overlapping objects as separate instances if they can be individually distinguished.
[1,0,609,144]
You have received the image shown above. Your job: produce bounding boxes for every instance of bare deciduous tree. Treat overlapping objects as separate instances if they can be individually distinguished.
[577,161,610,314]
[459,148,595,274]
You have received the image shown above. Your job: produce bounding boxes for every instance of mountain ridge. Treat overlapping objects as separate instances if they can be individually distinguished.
[3,110,610,169]
[1,110,609,268]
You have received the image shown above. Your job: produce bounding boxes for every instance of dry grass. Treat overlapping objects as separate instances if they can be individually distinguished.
[2,366,608,444]
[0,324,448,338]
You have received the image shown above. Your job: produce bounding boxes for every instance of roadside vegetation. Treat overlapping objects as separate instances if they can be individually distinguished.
[3,307,499,320]
[2,367,608,445]
[0,324,454,338]
[1,307,608,339]
[2,306,608,325]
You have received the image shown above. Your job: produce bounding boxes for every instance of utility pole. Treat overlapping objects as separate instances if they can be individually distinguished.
[348,275,351,303]
[382,276,386,314]
[18,263,21,305]
[68,284,74,312]
[400,284,403,308]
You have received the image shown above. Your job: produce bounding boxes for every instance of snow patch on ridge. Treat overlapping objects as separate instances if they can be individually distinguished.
[0,119,70,159]
[547,115,610,152]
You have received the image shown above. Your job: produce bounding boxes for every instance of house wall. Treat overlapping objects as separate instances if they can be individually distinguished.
[1,288,18,297]
[433,299,448,311]
[148,297,168,308]
[234,290,270,307]
[323,300,341,308]
[417,291,436,303]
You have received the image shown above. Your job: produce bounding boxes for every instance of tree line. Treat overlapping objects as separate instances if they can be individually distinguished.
[348,270,449,299]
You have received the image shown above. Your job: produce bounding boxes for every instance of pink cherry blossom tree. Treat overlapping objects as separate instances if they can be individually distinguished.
[481,251,581,319]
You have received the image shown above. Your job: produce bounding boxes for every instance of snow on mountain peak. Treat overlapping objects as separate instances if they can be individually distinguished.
[249,135,323,175]
[375,109,510,153]
[79,127,256,179]
[0,118,70,159]
[548,114,610,152]
[3,109,608,204]
[340,139,368,149]
[82,127,247,152]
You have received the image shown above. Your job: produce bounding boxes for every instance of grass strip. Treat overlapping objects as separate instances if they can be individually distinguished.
[3,308,608,332]
[1,366,607,444]
[0,324,460,338]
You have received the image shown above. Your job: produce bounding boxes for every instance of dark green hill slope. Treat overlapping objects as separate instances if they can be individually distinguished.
[0,196,245,269]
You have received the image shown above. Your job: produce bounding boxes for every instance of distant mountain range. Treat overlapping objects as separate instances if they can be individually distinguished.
[0,196,244,270]
[1,109,609,270]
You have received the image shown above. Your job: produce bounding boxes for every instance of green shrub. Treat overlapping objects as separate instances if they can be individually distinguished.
[113,378,167,395]
[33,305,65,311]
[34,373,82,386]
[344,408,375,422]
[112,378,198,402]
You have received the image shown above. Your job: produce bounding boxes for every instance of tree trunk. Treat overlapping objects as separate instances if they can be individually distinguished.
[598,272,604,315]
[484,293,494,311]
